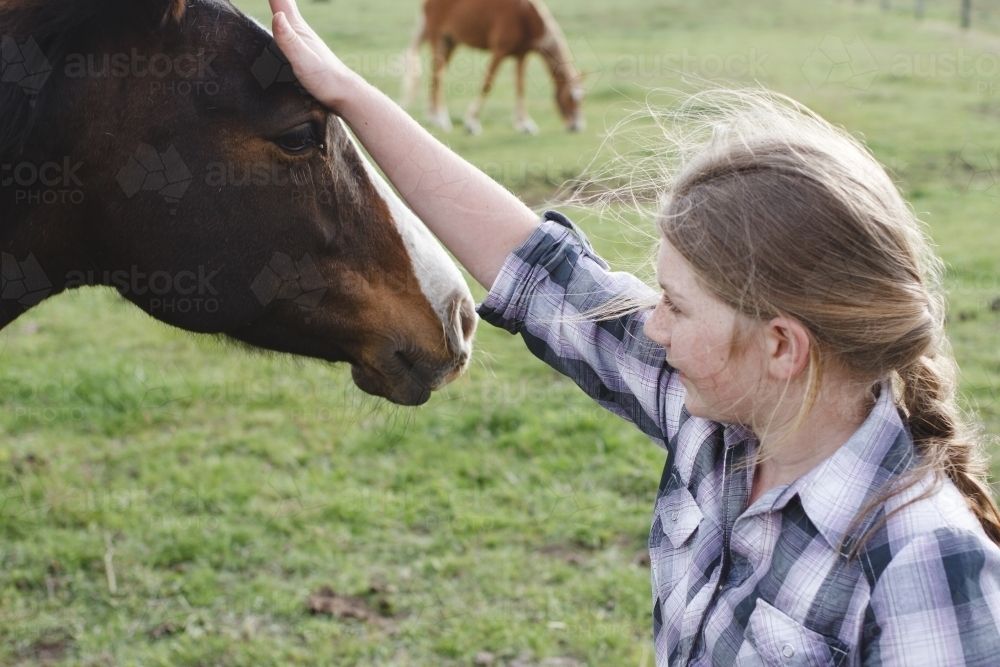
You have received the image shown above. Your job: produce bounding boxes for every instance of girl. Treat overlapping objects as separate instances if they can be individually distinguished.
[267,1,1000,663]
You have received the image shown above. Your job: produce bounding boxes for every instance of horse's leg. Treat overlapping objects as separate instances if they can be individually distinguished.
[400,13,426,108]
[429,37,455,131]
[464,52,504,135]
[513,55,539,135]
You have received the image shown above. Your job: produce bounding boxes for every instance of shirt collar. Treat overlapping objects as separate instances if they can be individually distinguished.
[724,422,755,449]
[771,383,918,552]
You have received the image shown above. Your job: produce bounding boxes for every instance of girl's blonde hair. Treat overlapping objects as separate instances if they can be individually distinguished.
[573,89,1000,546]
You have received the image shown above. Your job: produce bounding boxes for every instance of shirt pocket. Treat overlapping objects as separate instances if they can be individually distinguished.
[745,599,849,667]
[653,486,703,597]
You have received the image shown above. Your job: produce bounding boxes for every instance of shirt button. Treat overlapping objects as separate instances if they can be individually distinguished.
[669,510,679,521]
[781,644,795,659]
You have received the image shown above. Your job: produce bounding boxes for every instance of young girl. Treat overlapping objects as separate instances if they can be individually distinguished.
[268,1,1000,663]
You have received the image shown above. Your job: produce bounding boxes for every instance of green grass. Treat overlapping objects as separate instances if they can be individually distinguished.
[3,0,1000,664]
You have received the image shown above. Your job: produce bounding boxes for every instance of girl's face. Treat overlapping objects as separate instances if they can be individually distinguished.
[643,240,763,424]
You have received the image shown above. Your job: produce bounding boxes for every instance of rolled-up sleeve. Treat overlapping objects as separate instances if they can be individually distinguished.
[863,527,1000,666]
[476,211,677,449]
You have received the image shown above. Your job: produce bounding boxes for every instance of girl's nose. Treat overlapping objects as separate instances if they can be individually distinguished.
[643,308,671,348]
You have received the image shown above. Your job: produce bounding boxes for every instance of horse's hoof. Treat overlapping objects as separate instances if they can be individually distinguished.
[464,119,483,135]
[515,119,539,135]
[428,111,453,131]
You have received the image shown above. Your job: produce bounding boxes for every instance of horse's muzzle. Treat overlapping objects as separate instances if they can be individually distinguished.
[351,292,476,406]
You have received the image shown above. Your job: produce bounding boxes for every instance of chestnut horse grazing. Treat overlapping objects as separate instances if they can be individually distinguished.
[400,0,586,134]
[1,0,476,406]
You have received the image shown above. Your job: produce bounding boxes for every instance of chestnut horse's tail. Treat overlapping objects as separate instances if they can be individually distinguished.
[400,11,426,108]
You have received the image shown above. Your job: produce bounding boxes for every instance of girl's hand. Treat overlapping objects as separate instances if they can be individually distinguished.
[268,0,363,111]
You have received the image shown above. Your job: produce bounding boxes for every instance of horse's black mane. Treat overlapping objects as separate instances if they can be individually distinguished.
[0,0,197,157]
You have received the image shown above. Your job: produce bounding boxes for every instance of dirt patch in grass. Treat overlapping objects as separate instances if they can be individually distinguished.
[307,586,397,632]
[20,630,72,664]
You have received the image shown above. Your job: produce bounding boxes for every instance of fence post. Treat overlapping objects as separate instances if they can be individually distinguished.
[915,0,925,19]
[961,0,971,28]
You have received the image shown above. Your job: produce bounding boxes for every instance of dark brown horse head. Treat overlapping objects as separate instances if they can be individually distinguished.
[0,0,476,405]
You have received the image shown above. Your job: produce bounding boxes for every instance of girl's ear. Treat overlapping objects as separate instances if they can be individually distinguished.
[764,316,811,381]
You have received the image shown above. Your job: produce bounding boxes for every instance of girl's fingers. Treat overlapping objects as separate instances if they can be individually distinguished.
[272,4,323,57]
[270,0,351,110]
[268,0,300,24]
[272,12,304,59]
[272,10,289,35]
[274,12,319,63]
[270,0,314,52]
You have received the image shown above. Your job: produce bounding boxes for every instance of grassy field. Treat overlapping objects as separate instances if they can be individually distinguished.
[3,0,1000,665]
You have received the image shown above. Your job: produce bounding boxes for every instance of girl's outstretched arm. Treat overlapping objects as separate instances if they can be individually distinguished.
[268,0,539,289]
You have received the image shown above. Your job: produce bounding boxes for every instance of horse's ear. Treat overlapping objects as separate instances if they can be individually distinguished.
[158,0,188,26]
[109,0,188,30]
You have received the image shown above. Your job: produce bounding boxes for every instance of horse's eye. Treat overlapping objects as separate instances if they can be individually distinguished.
[276,125,323,154]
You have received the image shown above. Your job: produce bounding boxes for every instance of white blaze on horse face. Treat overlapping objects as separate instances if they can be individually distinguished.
[568,86,586,131]
[342,121,476,372]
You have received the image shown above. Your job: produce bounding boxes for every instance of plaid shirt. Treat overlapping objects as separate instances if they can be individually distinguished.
[478,212,1000,667]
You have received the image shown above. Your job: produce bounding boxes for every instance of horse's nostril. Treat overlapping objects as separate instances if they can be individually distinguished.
[394,350,416,374]
[459,298,477,342]
[442,293,477,363]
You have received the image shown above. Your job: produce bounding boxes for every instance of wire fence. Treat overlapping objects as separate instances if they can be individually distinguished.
[859,0,1000,32]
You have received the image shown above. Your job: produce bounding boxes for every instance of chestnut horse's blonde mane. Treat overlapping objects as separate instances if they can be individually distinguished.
[531,0,579,84]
